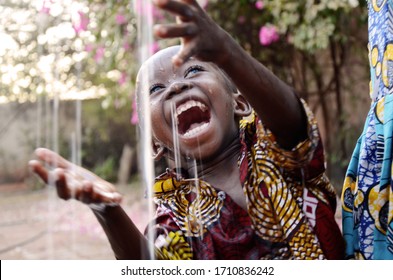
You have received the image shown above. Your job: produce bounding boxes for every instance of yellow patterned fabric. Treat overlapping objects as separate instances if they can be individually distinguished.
[148,99,344,260]
[154,231,193,260]
[239,100,336,259]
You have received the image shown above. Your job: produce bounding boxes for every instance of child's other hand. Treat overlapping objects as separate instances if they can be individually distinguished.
[153,0,232,66]
[29,148,122,206]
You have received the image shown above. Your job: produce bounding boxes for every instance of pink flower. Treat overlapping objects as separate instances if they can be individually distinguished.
[259,25,279,46]
[84,43,94,53]
[238,16,246,24]
[130,98,139,125]
[118,72,127,86]
[123,42,131,51]
[152,6,165,21]
[40,6,50,14]
[94,46,105,62]
[115,13,127,25]
[255,0,264,10]
[149,42,160,54]
[40,0,51,14]
[73,11,89,35]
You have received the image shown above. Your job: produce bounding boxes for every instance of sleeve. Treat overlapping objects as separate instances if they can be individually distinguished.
[253,99,337,204]
[240,98,336,203]
[255,98,323,173]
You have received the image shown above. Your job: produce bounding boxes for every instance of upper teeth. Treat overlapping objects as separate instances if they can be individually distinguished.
[175,100,207,121]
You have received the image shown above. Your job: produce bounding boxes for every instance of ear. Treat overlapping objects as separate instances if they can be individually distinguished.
[152,139,166,161]
[233,92,252,117]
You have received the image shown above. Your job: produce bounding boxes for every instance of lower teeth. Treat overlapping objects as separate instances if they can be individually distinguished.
[183,122,208,138]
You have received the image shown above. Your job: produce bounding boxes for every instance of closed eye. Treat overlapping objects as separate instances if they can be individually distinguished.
[184,65,204,78]
[149,83,165,94]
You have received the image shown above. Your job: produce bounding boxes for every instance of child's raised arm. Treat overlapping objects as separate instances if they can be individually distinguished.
[29,148,151,259]
[153,0,307,149]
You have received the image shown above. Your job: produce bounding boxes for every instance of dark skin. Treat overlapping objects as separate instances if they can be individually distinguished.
[29,0,307,259]
[151,0,307,149]
[141,46,253,209]
[28,148,151,259]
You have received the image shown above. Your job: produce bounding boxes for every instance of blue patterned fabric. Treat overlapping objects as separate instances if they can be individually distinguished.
[341,0,393,259]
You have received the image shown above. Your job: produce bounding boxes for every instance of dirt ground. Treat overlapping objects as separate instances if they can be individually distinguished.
[0,181,149,260]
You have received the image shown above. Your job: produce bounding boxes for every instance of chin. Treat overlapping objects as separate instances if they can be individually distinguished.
[180,137,222,162]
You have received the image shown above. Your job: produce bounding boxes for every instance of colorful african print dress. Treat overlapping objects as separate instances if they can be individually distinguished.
[341,0,393,259]
[147,100,345,260]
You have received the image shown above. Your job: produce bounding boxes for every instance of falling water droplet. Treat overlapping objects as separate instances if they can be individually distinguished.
[192,158,204,238]
[133,0,156,260]
[171,102,182,177]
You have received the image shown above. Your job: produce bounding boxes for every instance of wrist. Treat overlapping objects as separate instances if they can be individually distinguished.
[89,202,119,213]
[215,32,242,69]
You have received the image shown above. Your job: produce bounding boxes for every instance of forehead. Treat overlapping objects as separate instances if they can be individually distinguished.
[143,46,178,74]
[136,46,221,82]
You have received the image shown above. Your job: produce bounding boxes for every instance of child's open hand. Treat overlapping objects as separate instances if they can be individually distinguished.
[29,148,122,207]
[153,0,232,66]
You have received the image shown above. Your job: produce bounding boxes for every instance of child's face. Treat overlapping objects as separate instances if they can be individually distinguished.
[137,46,240,161]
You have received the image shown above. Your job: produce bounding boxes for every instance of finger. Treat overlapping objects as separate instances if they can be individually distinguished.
[78,181,94,204]
[75,181,122,205]
[153,0,197,21]
[52,168,72,200]
[29,160,49,184]
[154,23,198,39]
[172,44,196,67]
[91,183,123,204]
[35,148,69,169]
[95,190,123,204]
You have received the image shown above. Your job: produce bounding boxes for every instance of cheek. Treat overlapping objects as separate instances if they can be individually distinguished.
[223,98,238,132]
[221,96,234,118]
[150,99,171,144]
[149,101,163,132]
[150,98,162,119]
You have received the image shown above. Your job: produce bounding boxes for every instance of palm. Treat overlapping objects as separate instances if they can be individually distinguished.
[29,148,122,205]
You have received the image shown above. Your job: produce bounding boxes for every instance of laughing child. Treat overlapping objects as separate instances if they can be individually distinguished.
[29,0,345,259]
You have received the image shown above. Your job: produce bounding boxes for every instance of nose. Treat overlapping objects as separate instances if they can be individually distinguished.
[166,81,192,99]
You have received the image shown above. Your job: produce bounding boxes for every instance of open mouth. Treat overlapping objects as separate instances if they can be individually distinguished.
[175,100,211,138]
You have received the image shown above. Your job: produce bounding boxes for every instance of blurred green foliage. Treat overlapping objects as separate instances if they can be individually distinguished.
[208,0,369,186]
[80,98,136,181]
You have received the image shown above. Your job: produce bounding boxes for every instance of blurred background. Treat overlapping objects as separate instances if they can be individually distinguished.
[0,0,369,259]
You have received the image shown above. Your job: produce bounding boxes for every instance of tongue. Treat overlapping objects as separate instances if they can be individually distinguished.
[188,122,204,131]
